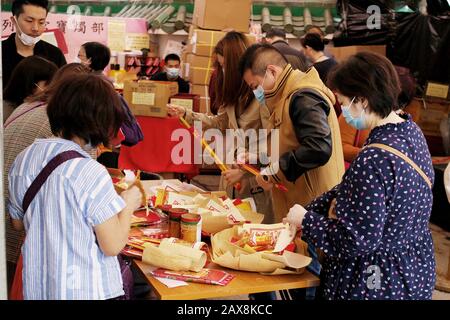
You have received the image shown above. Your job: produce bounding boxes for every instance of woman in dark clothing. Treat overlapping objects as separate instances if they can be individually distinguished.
[300,33,337,84]
[285,52,435,300]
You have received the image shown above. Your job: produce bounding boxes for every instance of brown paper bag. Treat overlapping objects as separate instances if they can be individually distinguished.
[211,225,312,275]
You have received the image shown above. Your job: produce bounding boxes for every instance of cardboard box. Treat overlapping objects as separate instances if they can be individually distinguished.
[415,98,450,137]
[425,82,450,102]
[199,96,211,114]
[193,0,252,33]
[328,45,386,63]
[170,94,200,112]
[190,29,225,57]
[123,80,179,117]
[191,84,209,97]
[185,54,215,85]
[189,29,256,57]
[190,85,211,113]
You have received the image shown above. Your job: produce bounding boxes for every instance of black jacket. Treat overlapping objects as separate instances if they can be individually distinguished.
[272,40,307,72]
[279,89,333,182]
[2,33,66,86]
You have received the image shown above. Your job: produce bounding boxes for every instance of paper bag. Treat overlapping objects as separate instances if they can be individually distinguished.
[142,240,207,272]
[211,225,312,275]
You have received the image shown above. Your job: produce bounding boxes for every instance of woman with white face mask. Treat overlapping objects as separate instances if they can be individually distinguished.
[284,52,436,300]
[2,0,67,86]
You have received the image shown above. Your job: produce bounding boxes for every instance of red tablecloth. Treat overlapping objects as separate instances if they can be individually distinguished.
[119,116,199,177]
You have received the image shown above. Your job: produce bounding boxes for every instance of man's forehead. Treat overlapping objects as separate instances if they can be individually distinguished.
[20,4,47,18]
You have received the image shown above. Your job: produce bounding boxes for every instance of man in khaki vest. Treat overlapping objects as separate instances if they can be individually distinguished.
[240,43,345,223]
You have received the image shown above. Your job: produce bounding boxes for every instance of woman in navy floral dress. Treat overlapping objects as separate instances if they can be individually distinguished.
[285,52,436,300]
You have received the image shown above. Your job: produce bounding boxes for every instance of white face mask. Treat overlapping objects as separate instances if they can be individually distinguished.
[166,67,180,79]
[73,57,81,64]
[14,17,41,46]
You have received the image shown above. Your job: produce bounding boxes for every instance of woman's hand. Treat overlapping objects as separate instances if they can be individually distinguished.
[283,204,307,228]
[255,174,274,191]
[167,104,186,118]
[120,185,142,211]
[222,169,245,186]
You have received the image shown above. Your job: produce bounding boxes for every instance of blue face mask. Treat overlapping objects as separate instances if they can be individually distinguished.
[341,97,367,130]
[253,70,268,105]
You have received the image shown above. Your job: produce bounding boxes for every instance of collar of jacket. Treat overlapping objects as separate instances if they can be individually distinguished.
[264,64,336,128]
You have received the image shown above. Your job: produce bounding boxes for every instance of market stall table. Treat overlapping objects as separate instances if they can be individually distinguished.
[132,259,320,300]
[119,116,199,178]
[131,180,320,300]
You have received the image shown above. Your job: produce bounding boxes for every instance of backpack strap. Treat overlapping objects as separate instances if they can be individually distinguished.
[365,143,432,189]
[22,150,85,212]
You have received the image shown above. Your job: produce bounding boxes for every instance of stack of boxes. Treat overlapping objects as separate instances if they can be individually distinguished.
[181,0,254,114]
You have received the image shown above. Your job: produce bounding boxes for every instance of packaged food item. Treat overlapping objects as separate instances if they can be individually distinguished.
[180,213,202,243]
[231,224,289,252]
[168,208,188,238]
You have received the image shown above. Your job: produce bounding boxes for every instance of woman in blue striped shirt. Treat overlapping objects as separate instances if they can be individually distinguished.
[8,74,142,300]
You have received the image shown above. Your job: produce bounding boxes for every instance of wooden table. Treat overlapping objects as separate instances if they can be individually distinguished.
[133,259,320,300]
[134,179,320,299]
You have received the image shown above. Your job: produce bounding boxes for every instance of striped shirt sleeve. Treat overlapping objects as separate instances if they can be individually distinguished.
[7,160,25,221]
[77,161,126,226]
[7,190,24,221]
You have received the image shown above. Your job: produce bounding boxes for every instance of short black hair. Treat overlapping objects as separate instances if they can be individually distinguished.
[165,53,181,64]
[328,52,401,118]
[82,42,111,71]
[3,55,57,105]
[239,43,288,77]
[300,33,325,51]
[12,0,49,16]
[265,28,286,40]
[47,74,125,147]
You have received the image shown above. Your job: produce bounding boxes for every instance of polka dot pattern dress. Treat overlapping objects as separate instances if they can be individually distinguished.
[302,114,436,300]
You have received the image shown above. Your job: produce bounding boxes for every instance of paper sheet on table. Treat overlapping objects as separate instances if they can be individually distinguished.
[154,277,189,288]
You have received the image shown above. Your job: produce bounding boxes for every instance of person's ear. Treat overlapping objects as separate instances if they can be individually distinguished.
[267,65,277,78]
[11,16,18,28]
[355,97,368,109]
[361,98,369,109]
